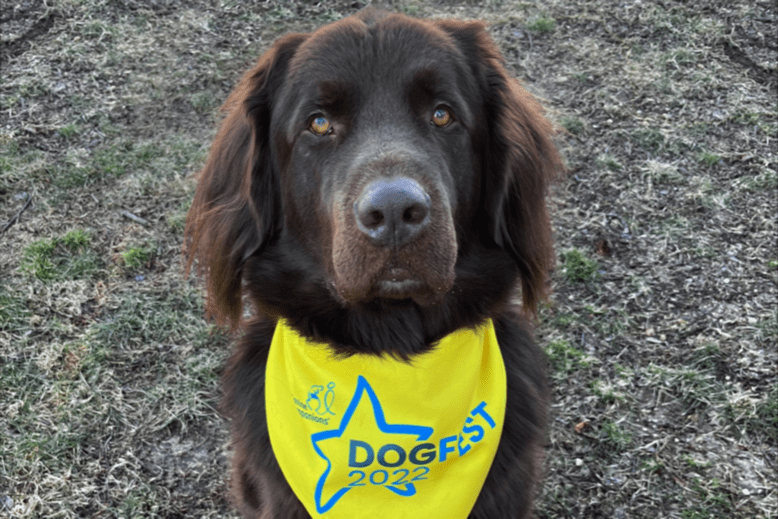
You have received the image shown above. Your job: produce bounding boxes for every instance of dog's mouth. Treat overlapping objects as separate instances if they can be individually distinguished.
[374,267,424,298]
[369,266,446,306]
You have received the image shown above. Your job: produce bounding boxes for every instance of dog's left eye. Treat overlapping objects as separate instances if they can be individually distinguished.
[310,115,332,135]
[431,107,452,127]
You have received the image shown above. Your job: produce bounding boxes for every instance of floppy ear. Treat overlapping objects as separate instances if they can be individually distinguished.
[437,20,562,314]
[184,33,308,327]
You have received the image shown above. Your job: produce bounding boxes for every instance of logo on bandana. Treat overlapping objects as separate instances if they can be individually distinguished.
[309,376,497,514]
[294,382,337,425]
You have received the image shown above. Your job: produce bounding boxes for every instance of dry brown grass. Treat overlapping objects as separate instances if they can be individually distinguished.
[1,1,775,518]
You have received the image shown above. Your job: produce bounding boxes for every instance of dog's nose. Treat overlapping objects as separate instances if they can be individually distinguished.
[354,178,431,247]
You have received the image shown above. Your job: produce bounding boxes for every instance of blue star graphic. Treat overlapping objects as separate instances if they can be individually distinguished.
[310,375,434,514]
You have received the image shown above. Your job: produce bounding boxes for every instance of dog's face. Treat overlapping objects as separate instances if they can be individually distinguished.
[270,17,483,306]
[186,9,560,351]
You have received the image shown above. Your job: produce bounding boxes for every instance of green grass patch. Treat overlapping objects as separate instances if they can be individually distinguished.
[20,230,102,282]
[642,159,685,184]
[57,123,79,139]
[742,169,777,192]
[545,339,591,377]
[570,71,592,84]
[727,385,778,443]
[630,127,665,153]
[560,249,599,283]
[730,111,764,125]
[658,214,694,240]
[550,312,576,329]
[685,341,725,373]
[1,353,88,476]
[0,287,30,332]
[0,138,45,190]
[641,457,666,474]
[50,140,167,188]
[20,238,58,281]
[751,387,778,442]
[662,48,698,70]
[190,91,216,113]
[120,242,154,271]
[682,455,712,470]
[698,151,721,167]
[681,479,734,518]
[167,209,188,235]
[560,116,584,136]
[648,364,725,415]
[599,419,632,451]
[43,133,204,192]
[0,288,227,505]
[591,379,626,405]
[78,20,117,41]
[527,16,556,34]
[596,154,622,172]
[62,228,91,251]
[92,290,209,347]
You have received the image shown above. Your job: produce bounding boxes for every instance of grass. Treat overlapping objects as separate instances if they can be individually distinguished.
[598,419,632,452]
[698,151,722,167]
[591,379,626,406]
[642,159,685,184]
[1,286,229,516]
[526,15,556,33]
[630,127,666,153]
[560,249,599,283]
[0,287,30,332]
[596,154,622,172]
[58,123,79,139]
[20,230,103,282]
[728,385,778,443]
[560,116,584,136]
[742,169,777,192]
[1,132,203,194]
[682,479,734,518]
[121,242,154,271]
[544,339,592,378]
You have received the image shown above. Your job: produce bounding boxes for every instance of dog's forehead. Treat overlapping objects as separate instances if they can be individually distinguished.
[288,15,464,91]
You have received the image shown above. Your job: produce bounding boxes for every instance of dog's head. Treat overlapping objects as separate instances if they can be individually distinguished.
[185,9,560,331]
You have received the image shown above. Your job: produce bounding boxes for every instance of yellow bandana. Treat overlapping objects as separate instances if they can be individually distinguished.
[265,319,506,519]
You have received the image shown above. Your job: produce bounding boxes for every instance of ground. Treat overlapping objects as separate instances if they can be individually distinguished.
[0,1,776,518]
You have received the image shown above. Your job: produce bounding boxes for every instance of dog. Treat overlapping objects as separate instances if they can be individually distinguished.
[185,8,561,519]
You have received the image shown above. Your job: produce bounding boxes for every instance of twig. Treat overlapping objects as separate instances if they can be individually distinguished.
[0,194,33,236]
[120,210,149,226]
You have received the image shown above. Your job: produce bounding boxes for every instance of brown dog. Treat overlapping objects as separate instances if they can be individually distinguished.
[186,8,560,518]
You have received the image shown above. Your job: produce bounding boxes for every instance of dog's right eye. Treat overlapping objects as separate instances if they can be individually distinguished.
[431,107,453,127]
[309,115,332,135]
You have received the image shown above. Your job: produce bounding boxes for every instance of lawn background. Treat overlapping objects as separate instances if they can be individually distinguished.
[1,1,776,517]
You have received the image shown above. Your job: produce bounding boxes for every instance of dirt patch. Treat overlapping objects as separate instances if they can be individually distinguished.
[1,1,775,518]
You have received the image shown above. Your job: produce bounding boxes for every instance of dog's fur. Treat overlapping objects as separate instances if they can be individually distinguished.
[185,9,561,518]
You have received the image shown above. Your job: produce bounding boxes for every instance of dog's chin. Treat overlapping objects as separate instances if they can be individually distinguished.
[369,268,426,302]
[375,278,425,298]
[332,271,451,308]
[370,280,444,307]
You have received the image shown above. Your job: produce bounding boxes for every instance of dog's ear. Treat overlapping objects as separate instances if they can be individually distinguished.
[437,20,562,314]
[184,33,308,327]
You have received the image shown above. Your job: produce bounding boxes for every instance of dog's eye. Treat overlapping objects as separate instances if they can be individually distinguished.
[431,107,452,127]
[310,115,332,135]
